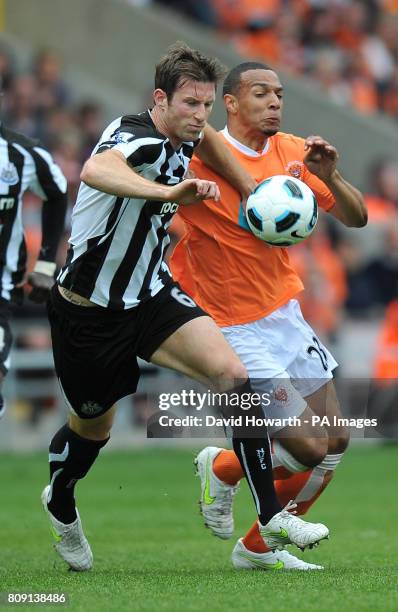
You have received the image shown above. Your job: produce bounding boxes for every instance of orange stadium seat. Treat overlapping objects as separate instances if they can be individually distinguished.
[212,0,282,30]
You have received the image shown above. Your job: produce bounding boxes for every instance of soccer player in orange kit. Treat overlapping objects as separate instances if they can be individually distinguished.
[170,62,367,570]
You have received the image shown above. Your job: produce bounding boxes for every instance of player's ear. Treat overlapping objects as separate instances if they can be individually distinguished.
[224,93,238,115]
[153,88,168,111]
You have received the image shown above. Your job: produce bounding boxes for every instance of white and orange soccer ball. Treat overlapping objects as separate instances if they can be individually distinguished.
[245,175,318,247]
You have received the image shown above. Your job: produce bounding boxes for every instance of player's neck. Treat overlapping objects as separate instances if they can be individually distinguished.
[226,123,268,154]
[150,107,181,149]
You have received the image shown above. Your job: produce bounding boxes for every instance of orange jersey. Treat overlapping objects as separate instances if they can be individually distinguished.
[170,130,335,326]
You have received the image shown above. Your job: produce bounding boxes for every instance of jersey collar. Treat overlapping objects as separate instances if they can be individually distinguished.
[221,126,270,157]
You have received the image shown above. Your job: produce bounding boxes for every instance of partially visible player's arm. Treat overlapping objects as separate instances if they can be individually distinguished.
[196,124,256,201]
[27,146,68,303]
[81,149,219,203]
[324,170,367,227]
[304,135,367,228]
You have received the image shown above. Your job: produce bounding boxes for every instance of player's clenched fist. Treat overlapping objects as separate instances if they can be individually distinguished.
[168,178,220,204]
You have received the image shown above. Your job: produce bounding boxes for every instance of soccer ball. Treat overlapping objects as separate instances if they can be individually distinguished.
[245,175,318,246]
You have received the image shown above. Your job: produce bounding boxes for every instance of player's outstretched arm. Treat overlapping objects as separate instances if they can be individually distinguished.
[196,124,256,202]
[304,135,367,228]
[81,149,174,200]
[81,149,219,204]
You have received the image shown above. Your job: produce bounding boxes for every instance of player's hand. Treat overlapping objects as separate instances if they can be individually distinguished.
[169,178,220,204]
[304,136,339,182]
[27,261,56,303]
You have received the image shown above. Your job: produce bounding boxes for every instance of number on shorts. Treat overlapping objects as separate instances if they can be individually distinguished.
[170,287,196,308]
[307,336,328,371]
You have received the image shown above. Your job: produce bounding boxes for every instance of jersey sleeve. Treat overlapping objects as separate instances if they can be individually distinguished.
[28,146,67,200]
[286,134,335,212]
[284,134,335,211]
[302,167,335,212]
[96,127,163,169]
[26,146,67,263]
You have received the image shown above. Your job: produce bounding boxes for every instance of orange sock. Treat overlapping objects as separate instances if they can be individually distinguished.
[242,521,271,553]
[213,450,295,485]
[226,444,337,554]
[275,470,312,506]
[275,470,334,515]
[213,449,243,485]
[242,475,313,554]
[272,465,296,480]
[241,471,334,554]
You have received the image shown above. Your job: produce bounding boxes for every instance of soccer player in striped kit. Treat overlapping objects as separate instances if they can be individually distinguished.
[0,120,67,418]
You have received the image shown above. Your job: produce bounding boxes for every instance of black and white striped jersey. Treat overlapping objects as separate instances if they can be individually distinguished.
[58,110,197,310]
[0,125,67,302]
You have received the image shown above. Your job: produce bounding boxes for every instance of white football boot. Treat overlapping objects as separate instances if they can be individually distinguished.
[259,500,329,551]
[41,485,93,571]
[232,538,324,570]
[194,446,239,540]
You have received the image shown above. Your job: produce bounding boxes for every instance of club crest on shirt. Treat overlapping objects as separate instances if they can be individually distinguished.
[111,131,134,145]
[286,161,304,179]
[0,162,19,185]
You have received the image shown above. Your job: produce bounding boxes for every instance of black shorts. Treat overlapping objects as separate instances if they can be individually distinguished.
[47,282,207,419]
[0,299,13,376]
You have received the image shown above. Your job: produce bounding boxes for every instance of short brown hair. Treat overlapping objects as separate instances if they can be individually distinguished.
[155,41,226,100]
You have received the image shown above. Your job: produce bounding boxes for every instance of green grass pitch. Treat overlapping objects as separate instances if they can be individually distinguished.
[0,444,397,611]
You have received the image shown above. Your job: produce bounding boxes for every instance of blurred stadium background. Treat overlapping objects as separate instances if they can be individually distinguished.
[1,0,398,450]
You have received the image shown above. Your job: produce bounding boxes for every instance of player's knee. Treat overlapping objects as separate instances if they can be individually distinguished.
[211,358,248,390]
[73,422,111,441]
[295,436,328,468]
[328,427,350,454]
[69,411,113,441]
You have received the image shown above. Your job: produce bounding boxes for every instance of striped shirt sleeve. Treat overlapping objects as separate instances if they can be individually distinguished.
[96,128,163,169]
[28,146,67,200]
